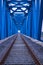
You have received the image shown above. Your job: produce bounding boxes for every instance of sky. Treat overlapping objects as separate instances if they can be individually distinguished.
[41,20,43,32]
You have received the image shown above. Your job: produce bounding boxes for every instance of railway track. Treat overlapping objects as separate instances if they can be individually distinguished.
[21,34,41,65]
[0,34,42,65]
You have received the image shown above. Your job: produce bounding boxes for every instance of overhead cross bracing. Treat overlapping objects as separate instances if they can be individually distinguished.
[6,0,32,30]
[0,0,43,40]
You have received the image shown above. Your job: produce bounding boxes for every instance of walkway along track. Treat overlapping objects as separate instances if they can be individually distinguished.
[20,34,41,65]
[0,33,42,65]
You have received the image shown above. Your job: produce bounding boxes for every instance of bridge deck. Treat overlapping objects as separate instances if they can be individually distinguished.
[0,34,43,65]
[4,34,35,65]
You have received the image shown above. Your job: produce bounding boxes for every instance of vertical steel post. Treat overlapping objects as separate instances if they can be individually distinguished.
[32,0,42,40]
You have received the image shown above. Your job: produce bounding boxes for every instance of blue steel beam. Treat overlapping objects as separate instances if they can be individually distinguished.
[0,0,7,39]
[8,0,32,3]
[6,10,12,36]
[0,0,18,40]
[32,0,42,40]
[26,7,32,37]
[21,6,32,36]
[38,0,43,40]
[0,0,2,39]
[6,9,17,36]
[21,16,27,35]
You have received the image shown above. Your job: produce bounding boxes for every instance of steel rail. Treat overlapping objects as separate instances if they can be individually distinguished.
[21,35,41,65]
[0,35,17,65]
